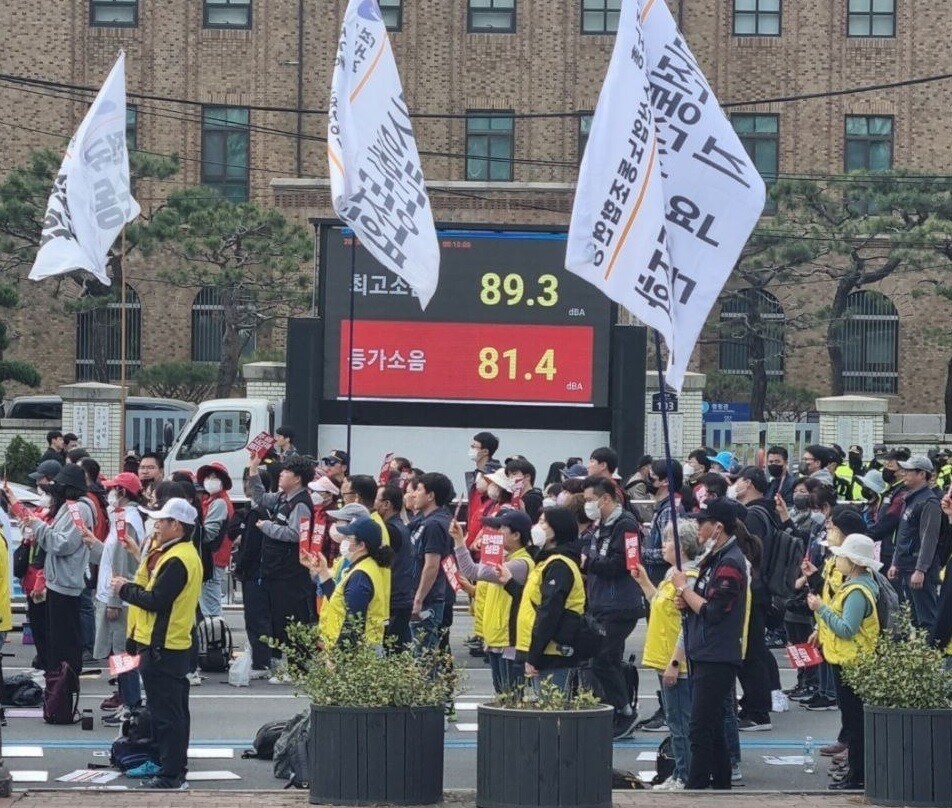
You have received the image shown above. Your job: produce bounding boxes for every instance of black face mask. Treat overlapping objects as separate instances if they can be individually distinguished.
[767,464,784,479]
[882,468,897,485]
[792,493,810,510]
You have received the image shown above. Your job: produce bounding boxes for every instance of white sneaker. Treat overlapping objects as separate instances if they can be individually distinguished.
[268,673,292,685]
[732,764,743,782]
[771,689,790,713]
[653,777,685,791]
[186,672,203,687]
[249,667,271,681]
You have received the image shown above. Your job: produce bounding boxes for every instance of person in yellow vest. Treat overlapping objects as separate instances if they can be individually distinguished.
[806,533,881,792]
[451,509,535,693]
[631,520,701,791]
[303,516,392,648]
[513,507,585,695]
[111,498,203,791]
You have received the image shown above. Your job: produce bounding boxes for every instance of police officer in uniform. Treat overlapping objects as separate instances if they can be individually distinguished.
[113,498,202,791]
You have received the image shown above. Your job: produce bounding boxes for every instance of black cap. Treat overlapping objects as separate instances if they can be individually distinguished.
[690,497,737,534]
[482,508,532,543]
[54,463,88,493]
[831,506,867,537]
[337,516,383,551]
[321,449,349,466]
[29,459,62,482]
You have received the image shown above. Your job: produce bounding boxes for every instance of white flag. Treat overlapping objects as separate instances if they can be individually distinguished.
[328,0,440,309]
[566,0,674,354]
[30,51,140,286]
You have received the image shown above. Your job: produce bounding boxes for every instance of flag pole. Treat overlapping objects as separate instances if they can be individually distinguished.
[119,231,128,472]
[345,235,356,461]
[653,329,683,571]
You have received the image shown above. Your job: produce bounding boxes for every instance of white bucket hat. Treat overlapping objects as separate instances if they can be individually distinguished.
[829,533,882,572]
[482,468,515,493]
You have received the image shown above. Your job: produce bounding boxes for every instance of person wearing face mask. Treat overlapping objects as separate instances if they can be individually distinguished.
[451,509,535,693]
[308,475,341,565]
[706,451,738,477]
[854,469,886,526]
[764,447,795,506]
[466,432,502,542]
[623,454,655,522]
[867,448,911,573]
[643,459,686,587]
[833,446,864,503]
[671,497,749,791]
[194,464,234,619]
[86,473,146,725]
[375,485,414,651]
[505,457,543,523]
[806,534,881,791]
[301,517,393,649]
[582,477,645,739]
[510,507,585,695]
[323,503,372,583]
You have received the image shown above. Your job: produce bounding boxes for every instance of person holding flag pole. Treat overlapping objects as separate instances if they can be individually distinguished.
[29,50,140,470]
[567,0,764,788]
[328,0,440,460]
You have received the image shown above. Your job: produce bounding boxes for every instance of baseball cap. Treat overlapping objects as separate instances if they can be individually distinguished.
[149,497,198,525]
[482,508,532,542]
[848,445,863,456]
[321,450,349,467]
[899,455,934,473]
[337,516,383,551]
[706,451,737,472]
[690,497,737,534]
[561,463,588,480]
[326,502,370,522]
[104,472,143,496]
[29,459,62,482]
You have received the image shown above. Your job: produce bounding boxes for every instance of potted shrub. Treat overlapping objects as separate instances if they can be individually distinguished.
[276,621,458,806]
[843,607,952,808]
[477,681,613,808]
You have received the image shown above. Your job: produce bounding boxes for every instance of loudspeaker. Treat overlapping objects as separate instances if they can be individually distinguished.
[285,317,324,457]
[610,325,647,477]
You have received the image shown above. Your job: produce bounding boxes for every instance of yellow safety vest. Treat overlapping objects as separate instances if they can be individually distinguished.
[371,512,392,607]
[473,580,488,637]
[0,526,11,633]
[481,547,535,648]
[835,464,863,501]
[320,556,390,647]
[642,569,697,671]
[128,539,202,651]
[822,580,879,666]
[515,553,585,657]
[816,557,845,652]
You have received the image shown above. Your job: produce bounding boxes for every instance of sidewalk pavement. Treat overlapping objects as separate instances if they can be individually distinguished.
[2,789,870,807]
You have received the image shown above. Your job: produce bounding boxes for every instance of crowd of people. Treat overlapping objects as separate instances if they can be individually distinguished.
[3,426,952,791]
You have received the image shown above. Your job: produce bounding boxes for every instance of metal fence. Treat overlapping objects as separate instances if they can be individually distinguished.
[125,409,193,455]
[704,421,820,465]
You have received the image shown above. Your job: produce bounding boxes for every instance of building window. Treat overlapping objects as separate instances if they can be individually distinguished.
[75,285,141,382]
[201,106,250,203]
[468,0,516,33]
[581,0,620,34]
[466,112,514,181]
[845,115,893,171]
[579,114,593,163]
[191,287,256,363]
[848,0,895,37]
[837,290,898,394]
[204,0,251,29]
[733,0,781,36]
[732,114,778,214]
[126,107,137,152]
[90,0,138,27]
[380,0,403,31]
[718,289,784,380]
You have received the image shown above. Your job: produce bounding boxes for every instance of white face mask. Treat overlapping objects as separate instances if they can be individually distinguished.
[203,478,223,495]
[475,475,489,494]
[107,490,120,508]
[487,483,502,502]
[682,462,695,479]
[468,447,479,461]
[37,493,51,509]
[310,492,323,506]
[339,539,351,558]
[727,484,738,500]
[530,524,548,547]
[584,500,601,521]
[542,497,557,509]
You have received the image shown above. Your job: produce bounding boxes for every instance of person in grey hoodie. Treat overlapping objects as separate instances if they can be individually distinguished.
[12,464,93,679]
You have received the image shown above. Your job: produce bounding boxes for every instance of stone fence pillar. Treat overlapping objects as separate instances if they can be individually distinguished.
[58,382,124,477]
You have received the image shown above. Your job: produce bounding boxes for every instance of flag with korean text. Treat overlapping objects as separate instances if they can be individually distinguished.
[567,0,766,392]
[30,51,139,287]
[328,0,440,309]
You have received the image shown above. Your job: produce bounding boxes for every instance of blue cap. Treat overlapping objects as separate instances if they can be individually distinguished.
[337,516,383,551]
[706,451,737,472]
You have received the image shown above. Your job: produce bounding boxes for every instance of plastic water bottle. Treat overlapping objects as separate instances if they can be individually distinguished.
[803,736,815,774]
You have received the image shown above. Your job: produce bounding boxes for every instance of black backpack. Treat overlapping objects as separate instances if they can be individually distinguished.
[750,504,804,600]
[43,662,79,725]
[198,616,233,673]
[242,719,289,761]
[110,706,158,772]
[652,736,675,785]
[2,674,42,707]
[552,611,606,662]
[273,709,311,789]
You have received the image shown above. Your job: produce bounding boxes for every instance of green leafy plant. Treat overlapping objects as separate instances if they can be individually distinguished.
[843,605,952,710]
[268,620,459,709]
[492,677,603,711]
[136,361,217,404]
[4,436,41,485]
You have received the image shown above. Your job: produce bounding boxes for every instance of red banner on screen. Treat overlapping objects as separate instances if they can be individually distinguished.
[339,320,595,404]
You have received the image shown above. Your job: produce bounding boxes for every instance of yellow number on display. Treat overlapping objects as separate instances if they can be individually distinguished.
[537,274,559,306]
[480,273,502,305]
[478,347,499,379]
[535,349,557,381]
[502,274,524,305]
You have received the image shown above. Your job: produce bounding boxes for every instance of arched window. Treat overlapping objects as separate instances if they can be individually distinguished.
[718,289,784,379]
[75,285,141,382]
[191,286,256,362]
[838,290,899,394]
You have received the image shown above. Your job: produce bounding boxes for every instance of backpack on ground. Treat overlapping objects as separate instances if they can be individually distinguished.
[612,768,648,789]
[652,735,675,786]
[110,706,158,771]
[3,674,42,707]
[273,709,310,789]
[242,719,289,761]
[198,616,233,672]
[43,662,80,725]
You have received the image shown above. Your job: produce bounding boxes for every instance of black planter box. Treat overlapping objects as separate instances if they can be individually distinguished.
[866,706,952,807]
[309,704,445,805]
[476,704,613,808]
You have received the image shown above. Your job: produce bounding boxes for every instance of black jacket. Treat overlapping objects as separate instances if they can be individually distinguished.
[585,508,645,621]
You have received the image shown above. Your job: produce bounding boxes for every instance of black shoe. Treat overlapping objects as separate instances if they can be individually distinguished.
[612,714,639,741]
[737,717,773,731]
[803,693,838,711]
[829,777,864,790]
[138,776,189,790]
[790,686,818,702]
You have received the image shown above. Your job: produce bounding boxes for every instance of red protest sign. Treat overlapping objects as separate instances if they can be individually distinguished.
[624,531,641,571]
[247,431,276,459]
[785,643,823,669]
[298,515,312,554]
[115,508,127,545]
[10,500,28,520]
[480,531,505,568]
[67,503,86,531]
[108,653,141,676]
[442,555,462,593]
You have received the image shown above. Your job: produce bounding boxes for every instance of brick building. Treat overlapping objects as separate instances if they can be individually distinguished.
[0,0,949,411]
